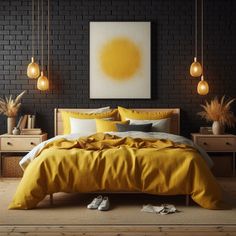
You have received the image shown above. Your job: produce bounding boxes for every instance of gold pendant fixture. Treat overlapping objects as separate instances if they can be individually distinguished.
[37,0,49,91]
[190,0,202,77]
[197,75,209,95]
[27,57,40,79]
[37,71,49,90]
[190,57,202,77]
[197,0,209,95]
[27,0,40,79]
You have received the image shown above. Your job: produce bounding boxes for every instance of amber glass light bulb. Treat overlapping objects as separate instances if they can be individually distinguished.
[197,76,209,95]
[190,57,203,77]
[37,71,49,91]
[27,57,40,79]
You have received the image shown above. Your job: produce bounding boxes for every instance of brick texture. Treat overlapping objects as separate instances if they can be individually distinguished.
[0,0,235,138]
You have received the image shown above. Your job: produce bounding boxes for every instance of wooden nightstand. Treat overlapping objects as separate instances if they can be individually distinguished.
[0,133,47,177]
[191,133,236,176]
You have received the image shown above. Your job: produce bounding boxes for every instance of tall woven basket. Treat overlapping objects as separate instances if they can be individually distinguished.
[2,156,23,177]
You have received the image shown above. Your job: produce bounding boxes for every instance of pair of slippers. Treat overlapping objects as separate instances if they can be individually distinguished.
[141,204,177,215]
[87,195,110,211]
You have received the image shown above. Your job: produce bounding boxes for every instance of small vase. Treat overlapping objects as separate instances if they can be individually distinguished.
[7,117,16,134]
[12,127,20,135]
[212,121,224,135]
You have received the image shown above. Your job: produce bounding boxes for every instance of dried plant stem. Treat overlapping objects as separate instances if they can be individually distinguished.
[0,91,26,117]
[198,96,236,128]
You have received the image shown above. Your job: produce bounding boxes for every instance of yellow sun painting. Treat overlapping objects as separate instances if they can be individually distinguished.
[90,22,151,99]
[100,37,141,81]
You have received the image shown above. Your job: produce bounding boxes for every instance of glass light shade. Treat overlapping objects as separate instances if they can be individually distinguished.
[190,57,203,77]
[37,71,49,91]
[197,76,209,95]
[27,57,40,79]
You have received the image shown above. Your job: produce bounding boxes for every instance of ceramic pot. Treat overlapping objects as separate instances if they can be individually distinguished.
[212,121,224,135]
[7,117,16,134]
[12,127,20,135]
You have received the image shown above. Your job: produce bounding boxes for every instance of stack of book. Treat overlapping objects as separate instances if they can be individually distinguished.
[21,128,42,135]
[16,114,42,135]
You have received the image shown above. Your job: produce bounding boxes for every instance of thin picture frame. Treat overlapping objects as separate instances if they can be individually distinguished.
[89,21,151,99]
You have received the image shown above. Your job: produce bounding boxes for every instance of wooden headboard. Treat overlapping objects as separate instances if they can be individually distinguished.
[54,108,180,136]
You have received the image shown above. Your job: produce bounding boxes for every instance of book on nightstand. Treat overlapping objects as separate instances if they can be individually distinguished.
[27,115,36,129]
[20,128,42,135]
[17,115,28,129]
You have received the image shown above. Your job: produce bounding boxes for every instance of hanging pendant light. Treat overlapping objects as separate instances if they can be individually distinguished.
[37,71,49,90]
[190,0,202,77]
[27,0,40,79]
[190,57,202,77]
[37,0,49,91]
[197,0,209,95]
[197,75,209,95]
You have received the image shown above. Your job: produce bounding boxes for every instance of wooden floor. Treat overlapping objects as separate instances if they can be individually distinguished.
[1,178,236,236]
[1,225,236,236]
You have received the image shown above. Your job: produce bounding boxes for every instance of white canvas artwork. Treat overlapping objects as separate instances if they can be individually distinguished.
[89,22,151,99]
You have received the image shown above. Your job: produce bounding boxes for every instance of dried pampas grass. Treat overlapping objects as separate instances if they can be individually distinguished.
[198,96,236,128]
[0,91,26,117]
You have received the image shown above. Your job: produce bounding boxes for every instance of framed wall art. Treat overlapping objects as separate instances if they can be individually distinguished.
[89,21,151,99]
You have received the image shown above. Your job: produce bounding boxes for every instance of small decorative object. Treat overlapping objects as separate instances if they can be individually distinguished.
[198,96,236,135]
[7,118,16,134]
[0,91,26,134]
[200,126,212,134]
[12,127,20,135]
[89,21,151,99]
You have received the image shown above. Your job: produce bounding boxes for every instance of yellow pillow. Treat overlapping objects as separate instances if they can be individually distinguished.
[96,119,129,132]
[61,109,118,134]
[118,106,173,121]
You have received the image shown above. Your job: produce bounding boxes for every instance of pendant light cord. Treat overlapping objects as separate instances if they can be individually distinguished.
[41,0,43,70]
[38,0,39,59]
[48,0,50,80]
[195,0,197,58]
[32,0,34,57]
[201,0,204,73]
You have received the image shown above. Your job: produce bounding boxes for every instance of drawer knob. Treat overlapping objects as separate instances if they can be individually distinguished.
[226,142,231,145]
[30,142,36,146]
[203,142,207,145]
[7,142,12,145]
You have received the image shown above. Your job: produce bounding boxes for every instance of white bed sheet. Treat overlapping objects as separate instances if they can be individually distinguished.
[19,131,213,170]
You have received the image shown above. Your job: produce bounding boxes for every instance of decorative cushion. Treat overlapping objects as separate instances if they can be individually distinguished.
[61,109,118,134]
[116,123,152,132]
[118,106,173,121]
[128,118,171,133]
[96,119,129,132]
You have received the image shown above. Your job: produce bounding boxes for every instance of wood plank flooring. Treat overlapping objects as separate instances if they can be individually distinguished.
[0,177,236,236]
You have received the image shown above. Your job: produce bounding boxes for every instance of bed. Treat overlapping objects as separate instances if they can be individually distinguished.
[8,108,226,210]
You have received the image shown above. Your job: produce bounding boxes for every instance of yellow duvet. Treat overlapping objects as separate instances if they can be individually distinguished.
[9,133,226,209]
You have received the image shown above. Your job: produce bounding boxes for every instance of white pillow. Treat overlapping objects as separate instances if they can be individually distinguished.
[70,117,113,134]
[70,118,96,133]
[127,118,171,133]
[87,106,111,114]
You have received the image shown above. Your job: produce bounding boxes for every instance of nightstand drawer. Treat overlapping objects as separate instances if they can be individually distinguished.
[196,137,235,152]
[0,137,41,151]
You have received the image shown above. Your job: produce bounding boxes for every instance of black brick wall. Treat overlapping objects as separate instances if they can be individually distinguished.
[0,0,235,138]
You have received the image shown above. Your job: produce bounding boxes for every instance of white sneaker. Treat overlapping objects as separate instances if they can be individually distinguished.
[87,195,103,209]
[98,196,110,211]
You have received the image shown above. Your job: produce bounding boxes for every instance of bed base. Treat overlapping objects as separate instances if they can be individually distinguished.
[49,194,190,207]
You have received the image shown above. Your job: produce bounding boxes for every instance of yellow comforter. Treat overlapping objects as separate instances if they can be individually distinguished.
[9,133,225,209]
